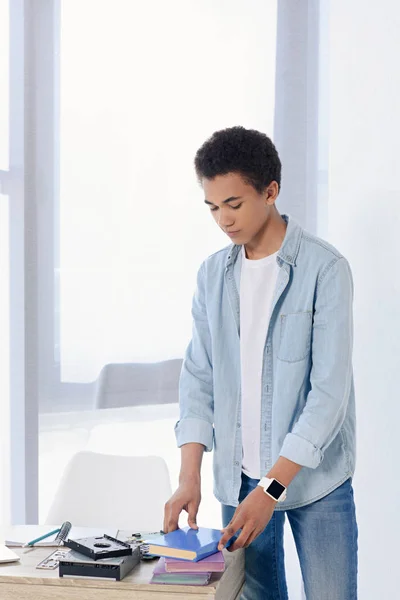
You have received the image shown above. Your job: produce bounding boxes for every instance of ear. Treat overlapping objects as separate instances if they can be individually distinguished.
[265,181,279,205]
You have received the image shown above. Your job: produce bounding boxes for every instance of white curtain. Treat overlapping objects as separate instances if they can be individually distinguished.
[273,2,322,597]
[58,0,277,383]
[274,0,322,235]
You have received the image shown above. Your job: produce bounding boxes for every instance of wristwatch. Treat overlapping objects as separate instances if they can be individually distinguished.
[257,477,287,502]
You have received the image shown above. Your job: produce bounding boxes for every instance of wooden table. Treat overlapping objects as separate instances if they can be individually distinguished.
[0,546,244,600]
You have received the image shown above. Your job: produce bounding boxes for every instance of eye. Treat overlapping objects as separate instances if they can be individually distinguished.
[210,206,218,212]
[231,203,243,210]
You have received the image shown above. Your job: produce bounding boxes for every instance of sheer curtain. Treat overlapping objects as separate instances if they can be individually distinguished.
[58,0,277,386]
[37,0,278,539]
[273,4,323,597]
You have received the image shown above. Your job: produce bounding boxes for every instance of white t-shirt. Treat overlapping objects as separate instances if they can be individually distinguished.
[240,246,280,479]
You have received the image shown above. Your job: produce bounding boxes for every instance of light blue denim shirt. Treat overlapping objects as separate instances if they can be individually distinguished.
[175,214,356,510]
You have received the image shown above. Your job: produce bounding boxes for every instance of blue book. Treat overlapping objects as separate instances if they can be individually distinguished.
[145,527,222,562]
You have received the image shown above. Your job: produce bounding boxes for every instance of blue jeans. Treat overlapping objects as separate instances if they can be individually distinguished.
[222,474,358,600]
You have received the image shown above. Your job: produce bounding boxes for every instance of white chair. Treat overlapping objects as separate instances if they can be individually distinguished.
[85,416,223,530]
[45,451,172,531]
[94,359,183,409]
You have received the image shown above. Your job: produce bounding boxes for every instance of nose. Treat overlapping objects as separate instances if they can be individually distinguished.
[217,208,235,229]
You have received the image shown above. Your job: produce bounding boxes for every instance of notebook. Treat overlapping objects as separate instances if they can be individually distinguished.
[144,526,222,562]
[0,545,20,564]
[165,550,225,573]
[150,557,211,585]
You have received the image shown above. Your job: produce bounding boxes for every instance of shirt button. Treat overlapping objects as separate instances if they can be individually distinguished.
[234,461,240,466]
[236,423,241,428]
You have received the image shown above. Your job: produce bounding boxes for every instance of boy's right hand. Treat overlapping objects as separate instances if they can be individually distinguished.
[163,480,201,533]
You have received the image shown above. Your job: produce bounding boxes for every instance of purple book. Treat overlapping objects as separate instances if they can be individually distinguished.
[165,551,225,573]
[150,557,211,585]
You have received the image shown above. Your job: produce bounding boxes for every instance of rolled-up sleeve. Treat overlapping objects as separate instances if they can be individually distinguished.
[175,262,214,452]
[279,257,354,469]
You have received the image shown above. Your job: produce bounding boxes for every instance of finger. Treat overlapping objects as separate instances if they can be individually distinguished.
[188,518,198,529]
[220,526,231,534]
[218,521,240,550]
[229,527,253,552]
[187,505,199,530]
[166,518,179,533]
[163,505,169,534]
[164,504,180,533]
[243,529,261,549]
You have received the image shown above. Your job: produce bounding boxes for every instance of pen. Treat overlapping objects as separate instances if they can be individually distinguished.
[23,528,61,548]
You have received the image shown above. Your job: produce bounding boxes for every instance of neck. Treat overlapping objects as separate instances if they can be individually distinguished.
[244,210,287,260]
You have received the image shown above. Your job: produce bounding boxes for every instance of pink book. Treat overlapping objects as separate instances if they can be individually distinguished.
[165,550,225,573]
[151,557,211,585]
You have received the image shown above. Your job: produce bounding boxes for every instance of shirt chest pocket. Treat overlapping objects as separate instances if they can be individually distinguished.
[278,311,312,363]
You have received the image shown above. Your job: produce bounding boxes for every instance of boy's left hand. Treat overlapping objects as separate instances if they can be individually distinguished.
[218,486,276,551]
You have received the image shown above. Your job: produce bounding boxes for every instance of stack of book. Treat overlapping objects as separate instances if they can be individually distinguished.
[145,527,225,586]
[151,553,225,585]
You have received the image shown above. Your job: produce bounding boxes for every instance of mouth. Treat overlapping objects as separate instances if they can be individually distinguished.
[226,230,241,237]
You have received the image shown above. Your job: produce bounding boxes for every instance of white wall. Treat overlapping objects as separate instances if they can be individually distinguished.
[0,0,10,528]
[0,195,10,527]
[328,2,400,597]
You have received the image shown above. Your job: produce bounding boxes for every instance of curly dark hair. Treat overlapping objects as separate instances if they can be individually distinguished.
[194,126,281,193]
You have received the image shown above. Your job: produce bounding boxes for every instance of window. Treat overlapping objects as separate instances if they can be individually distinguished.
[37,0,277,522]
[51,0,278,401]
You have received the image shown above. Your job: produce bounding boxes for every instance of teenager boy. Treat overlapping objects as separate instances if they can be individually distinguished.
[163,126,358,599]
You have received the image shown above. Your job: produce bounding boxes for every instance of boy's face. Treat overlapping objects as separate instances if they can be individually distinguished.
[203,172,278,246]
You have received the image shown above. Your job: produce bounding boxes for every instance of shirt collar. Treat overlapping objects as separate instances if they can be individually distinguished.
[226,214,302,268]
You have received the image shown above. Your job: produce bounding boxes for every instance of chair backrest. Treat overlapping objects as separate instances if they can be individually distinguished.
[94,359,183,409]
[45,451,172,531]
